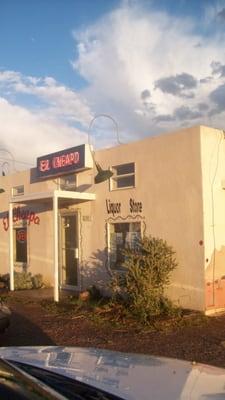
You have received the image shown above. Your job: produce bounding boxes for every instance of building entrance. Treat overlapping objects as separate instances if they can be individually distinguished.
[60,213,79,288]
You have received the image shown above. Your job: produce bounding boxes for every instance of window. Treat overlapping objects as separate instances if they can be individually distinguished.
[110,163,135,190]
[109,222,141,270]
[14,227,27,263]
[12,185,24,196]
[59,174,77,191]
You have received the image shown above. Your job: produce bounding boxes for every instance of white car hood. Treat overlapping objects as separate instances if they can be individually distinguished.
[0,346,225,400]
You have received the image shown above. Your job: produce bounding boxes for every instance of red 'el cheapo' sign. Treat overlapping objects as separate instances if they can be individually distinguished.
[3,207,40,231]
[36,144,86,179]
[16,229,27,243]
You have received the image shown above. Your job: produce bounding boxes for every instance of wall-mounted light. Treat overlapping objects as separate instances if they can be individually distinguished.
[94,161,113,184]
[88,114,121,184]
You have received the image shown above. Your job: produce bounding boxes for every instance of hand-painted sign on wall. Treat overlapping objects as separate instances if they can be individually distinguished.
[3,207,40,231]
[106,199,121,216]
[129,198,142,213]
[106,198,143,216]
[36,144,86,179]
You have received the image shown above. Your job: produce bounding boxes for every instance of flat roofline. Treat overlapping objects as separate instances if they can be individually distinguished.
[10,190,96,203]
[95,124,224,155]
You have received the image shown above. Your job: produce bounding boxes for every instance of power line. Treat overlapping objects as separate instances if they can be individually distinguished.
[0,156,34,167]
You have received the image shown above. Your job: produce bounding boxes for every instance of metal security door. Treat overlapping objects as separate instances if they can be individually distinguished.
[60,213,79,288]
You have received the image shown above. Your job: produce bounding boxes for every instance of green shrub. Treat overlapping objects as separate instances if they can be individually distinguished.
[31,274,43,289]
[14,271,33,290]
[0,272,44,290]
[111,235,178,323]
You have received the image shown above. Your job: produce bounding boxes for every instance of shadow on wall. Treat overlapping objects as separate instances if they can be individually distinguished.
[0,204,53,232]
[80,248,112,294]
[83,244,225,308]
[30,167,93,192]
[205,246,225,309]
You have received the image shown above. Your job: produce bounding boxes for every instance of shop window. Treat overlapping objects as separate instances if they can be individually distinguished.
[12,185,24,196]
[59,174,77,191]
[14,227,27,263]
[110,163,135,190]
[108,222,141,270]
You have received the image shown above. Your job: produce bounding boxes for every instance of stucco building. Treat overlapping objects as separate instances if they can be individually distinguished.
[0,125,225,313]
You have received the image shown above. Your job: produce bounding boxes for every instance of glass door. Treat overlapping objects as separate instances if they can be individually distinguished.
[60,213,79,288]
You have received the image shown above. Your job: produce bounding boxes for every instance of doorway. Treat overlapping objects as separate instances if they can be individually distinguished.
[60,212,79,289]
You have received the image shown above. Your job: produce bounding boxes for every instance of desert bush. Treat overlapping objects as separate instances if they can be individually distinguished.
[0,272,44,290]
[111,235,178,323]
[14,271,33,290]
[31,274,43,289]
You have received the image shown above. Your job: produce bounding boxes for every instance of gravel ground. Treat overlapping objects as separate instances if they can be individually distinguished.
[1,289,225,369]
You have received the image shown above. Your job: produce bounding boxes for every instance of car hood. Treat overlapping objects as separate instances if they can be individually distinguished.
[0,346,225,400]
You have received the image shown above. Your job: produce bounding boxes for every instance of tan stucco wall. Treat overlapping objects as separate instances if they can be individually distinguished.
[0,126,207,310]
[83,126,205,310]
[0,167,97,287]
[200,126,225,310]
[0,169,57,284]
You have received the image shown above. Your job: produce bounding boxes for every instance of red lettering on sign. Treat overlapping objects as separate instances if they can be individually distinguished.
[3,216,8,231]
[2,207,40,231]
[52,151,79,169]
[39,159,50,172]
[74,152,79,163]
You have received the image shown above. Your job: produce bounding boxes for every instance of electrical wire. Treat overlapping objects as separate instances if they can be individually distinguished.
[0,156,34,167]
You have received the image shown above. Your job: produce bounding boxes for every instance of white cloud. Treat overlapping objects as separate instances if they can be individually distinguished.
[0,70,21,83]
[0,70,94,168]
[0,71,93,127]
[0,97,89,170]
[72,2,225,139]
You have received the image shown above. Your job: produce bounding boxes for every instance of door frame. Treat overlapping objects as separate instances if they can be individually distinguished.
[59,210,80,291]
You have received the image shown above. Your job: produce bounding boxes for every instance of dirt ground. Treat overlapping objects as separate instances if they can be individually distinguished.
[1,289,225,369]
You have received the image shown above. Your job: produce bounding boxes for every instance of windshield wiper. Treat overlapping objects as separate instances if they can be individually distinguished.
[0,358,65,399]
[6,359,125,400]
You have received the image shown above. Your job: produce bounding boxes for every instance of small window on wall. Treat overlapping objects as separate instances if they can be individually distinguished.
[14,228,27,263]
[110,163,135,190]
[59,174,77,191]
[12,185,24,196]
[109,222,141,270]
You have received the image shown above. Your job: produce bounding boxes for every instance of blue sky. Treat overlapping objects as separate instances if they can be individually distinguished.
[0,0,225,168]
[0,1,119,88]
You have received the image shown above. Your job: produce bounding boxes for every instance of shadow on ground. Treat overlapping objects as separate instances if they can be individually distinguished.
[0,310,55,346]
[0,288,56,346]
